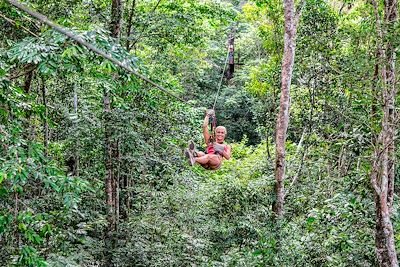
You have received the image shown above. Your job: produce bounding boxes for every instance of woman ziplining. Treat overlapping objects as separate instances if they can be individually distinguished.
[185,109,231,170]
[184,34,233,170]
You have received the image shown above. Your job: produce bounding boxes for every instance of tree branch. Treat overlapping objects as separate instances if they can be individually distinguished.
[129,0,163,49]
[293,0,305,32]
[0,12,39,37]
[5,0,186,103]
[7,64,37,80]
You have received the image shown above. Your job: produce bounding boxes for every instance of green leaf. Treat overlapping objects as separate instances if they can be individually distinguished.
[0,172,5,184]
[253,249,263,256]
[19,223,27,231]
[306,217,316,224]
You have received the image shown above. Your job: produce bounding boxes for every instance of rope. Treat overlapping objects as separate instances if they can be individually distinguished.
[212,49,230,111]
[209,46,230,144]
[5,0,187,104]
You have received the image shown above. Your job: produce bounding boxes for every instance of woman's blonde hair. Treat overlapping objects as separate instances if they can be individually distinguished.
[215,126,227,135]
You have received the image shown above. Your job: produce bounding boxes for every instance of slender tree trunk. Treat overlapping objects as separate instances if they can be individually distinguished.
[124,174,131,217]
[110,0,123,38]
[13,190,22,255]
[104,94,113,212]
[23,68,34,94]
[104,90,115,267]
[370,0,398,265]
[115,140,120,227]
[110,0,122,228]
[73,84,79,176]
[126,0,136,50]
[104,1,123,265]
[273,0,303,218]
[41,78,48,157]
[385,0,397,213]
[23,68,35,140]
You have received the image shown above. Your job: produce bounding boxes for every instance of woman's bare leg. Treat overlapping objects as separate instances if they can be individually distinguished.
[195,154,211,165]
[196,151,205,157]
[207,155,222,169]
[195,154,221,169]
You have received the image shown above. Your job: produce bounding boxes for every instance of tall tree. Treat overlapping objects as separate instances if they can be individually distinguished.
[110,0,123,38]
[273,0,303,217]
[370,0,398,265]
[125,0,136,50]
[41,77,48,157]
[104,0,123,265]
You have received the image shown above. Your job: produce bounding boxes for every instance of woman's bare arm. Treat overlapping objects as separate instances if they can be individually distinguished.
[202,113,211,145]
[221,145,231,160]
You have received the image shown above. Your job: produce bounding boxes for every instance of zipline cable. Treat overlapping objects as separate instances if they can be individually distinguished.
[212,49,230,111]
[208,47,229,143]
[5,0,187,103]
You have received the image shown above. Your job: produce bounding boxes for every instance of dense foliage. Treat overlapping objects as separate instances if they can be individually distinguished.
[1,0,399,266]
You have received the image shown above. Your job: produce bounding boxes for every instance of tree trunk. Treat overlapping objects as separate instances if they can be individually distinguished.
[41,78,48,157]
[104,1,123,264]
[273,0,302,218]
[23,68,34,94]
[104,90,115,267]
[370,0,398,265]
[104,93,113,218]
[73,85,79,176]
[114,140,120,227]
[110,0,123,38]
[375,191,398,266]
[125,0,136,50]
[385,0,397,213]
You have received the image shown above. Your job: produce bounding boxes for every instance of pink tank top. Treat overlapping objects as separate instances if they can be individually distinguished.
[206,144,215,154]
